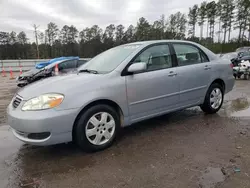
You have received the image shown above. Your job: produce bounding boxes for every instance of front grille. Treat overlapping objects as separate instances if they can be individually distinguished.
[12,95,22,108]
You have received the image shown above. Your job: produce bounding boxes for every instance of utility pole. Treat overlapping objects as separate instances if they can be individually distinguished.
[33,24,40,59]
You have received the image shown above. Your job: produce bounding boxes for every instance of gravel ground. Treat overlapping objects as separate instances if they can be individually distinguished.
[0,75,250,188]
[0,73,18,125]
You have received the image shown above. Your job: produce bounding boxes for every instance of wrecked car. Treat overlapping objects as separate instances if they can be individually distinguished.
[16,58,89,87]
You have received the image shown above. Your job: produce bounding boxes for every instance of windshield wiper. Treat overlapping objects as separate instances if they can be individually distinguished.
[78,69,98,74]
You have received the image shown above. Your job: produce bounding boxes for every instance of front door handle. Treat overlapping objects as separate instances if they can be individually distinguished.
[204,65,211,70]
[168,71,177,77]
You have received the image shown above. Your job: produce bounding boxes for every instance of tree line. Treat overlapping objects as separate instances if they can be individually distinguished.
[1,0,250,60]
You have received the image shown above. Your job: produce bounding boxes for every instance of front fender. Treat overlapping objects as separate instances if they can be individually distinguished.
[55,77,129,118]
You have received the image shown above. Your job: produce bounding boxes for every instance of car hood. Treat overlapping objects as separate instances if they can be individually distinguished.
[18,73,107,100]
[20,68,41,77]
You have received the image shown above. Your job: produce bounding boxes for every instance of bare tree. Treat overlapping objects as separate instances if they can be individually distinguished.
[188,5,199,37]
[198,2,207,39]
[32,24,40,58]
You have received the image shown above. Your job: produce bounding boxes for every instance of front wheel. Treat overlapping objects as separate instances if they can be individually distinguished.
[200,83,224,114]
[74,105,120,152]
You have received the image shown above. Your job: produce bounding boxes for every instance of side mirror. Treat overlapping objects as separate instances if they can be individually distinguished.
[127,62,147,73]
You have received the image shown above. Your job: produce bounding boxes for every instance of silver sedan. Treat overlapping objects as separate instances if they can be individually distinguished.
[7,40,235,151]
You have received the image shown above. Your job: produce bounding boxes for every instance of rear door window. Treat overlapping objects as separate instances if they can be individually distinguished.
[173,43,208,66]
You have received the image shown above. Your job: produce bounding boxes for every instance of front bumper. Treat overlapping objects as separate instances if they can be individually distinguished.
[7,103,79,146]
[16,76,29,87]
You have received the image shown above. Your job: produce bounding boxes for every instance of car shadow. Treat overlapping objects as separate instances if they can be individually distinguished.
[118,107,216,140]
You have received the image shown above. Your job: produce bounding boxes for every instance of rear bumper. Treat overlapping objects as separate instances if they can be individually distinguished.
[225,76,235,94]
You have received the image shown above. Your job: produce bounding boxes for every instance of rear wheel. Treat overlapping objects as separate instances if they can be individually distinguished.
[200,83,224,114]
[74,105,120,152]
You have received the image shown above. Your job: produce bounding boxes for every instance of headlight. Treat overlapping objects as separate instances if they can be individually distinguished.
[22,93,64,111]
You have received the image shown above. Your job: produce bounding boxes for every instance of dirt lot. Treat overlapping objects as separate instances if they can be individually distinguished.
[0,74,17,125]
[0,75,250,188]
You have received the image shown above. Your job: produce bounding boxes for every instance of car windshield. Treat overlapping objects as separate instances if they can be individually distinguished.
[78,44,141,73]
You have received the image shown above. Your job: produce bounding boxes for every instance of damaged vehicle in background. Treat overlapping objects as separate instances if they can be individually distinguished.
[221,51,250,67]
[35,56,78,69]
[221,51,250,80]
[16,58,89,87]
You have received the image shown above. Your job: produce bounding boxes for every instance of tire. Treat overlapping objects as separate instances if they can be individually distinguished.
[233,74,237,79]
[200,83,224,114]
[244,74,249,80]
[74,104,120,152]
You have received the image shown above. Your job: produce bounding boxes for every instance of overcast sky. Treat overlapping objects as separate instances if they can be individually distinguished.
[1,0,212,41]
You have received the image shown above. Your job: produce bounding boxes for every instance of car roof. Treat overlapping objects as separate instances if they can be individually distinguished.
[44,58,90,69]
[236,47,250,52]
[125,40,217,60]
[124,40,200,46]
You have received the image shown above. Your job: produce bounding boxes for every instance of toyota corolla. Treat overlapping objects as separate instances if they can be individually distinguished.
[7,40,235,152]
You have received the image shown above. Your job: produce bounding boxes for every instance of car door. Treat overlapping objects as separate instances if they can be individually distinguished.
[172,43,211,107]
[58,60,77,74]
[125,43,179,122]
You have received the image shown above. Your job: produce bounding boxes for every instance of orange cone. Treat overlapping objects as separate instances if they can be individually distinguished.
[1,67,6,77]
[54,64,59,76]
[19,65,23,75]
[9,67,14,79]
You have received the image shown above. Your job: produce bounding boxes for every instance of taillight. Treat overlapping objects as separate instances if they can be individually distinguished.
[230,63,234,68]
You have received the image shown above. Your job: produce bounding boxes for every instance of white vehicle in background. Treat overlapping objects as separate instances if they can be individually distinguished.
[233,60,250,80]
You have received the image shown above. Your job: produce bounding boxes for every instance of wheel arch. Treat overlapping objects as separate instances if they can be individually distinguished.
[202,78,226,104]
[72,99,124,141]
[210,78,225,92]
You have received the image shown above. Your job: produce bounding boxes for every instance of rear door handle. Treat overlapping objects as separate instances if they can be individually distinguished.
[168,71,177,77]
[204,65,211,70]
